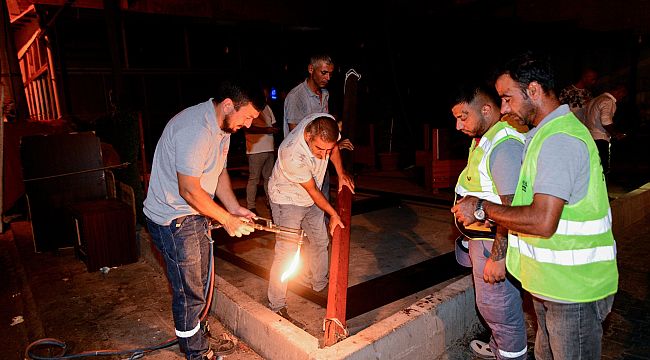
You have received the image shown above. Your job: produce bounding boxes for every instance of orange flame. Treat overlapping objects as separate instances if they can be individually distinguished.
[280,246,301,282]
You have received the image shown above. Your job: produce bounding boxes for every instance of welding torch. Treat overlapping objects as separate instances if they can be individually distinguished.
[210,216,305,282]
[209,216,305,245]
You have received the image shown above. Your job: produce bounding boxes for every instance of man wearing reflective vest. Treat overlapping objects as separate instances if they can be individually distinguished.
[453,52,618,360]
[451,83,528,360]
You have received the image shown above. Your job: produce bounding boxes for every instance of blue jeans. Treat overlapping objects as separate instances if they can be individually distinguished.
[532,294,614,360]
[469,240,528,359]
[267,202,329,312]
[146,215,211,360]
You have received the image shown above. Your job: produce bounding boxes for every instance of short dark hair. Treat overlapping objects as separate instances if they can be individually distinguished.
[305,116,339,143]
[215,78,266,112]
[450,82,501,108]
[496,51,557,95]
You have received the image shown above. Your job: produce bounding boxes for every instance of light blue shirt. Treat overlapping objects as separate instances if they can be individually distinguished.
[143,99,230,225]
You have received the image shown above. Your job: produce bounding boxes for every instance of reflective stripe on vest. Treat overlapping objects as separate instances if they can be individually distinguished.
[176,322,201,338]
[455,184,501,204]
[556,209,611,236]
[509,233,616,265]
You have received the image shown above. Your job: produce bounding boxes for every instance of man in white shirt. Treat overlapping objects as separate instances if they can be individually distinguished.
[266,113,354,322]
[244,101,278,213]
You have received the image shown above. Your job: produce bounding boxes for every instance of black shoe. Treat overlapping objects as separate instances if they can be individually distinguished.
[275,307,306,329]
[248,207,258,215]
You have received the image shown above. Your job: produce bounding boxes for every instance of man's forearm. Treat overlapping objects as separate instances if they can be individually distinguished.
[307,186,338,217]
[483,193,564,238]
[329,144,345,175]
[178,174,231,224]
[491,227,509,261]
[490,194,513,261]
[214,170,241,213]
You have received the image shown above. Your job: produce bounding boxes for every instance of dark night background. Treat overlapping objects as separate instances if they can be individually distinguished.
[5,0,650,176]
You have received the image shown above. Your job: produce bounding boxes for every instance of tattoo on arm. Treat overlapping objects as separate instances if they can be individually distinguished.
[489,194,513,261]
[490,230,508,261]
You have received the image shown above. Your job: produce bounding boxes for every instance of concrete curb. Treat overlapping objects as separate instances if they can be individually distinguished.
[140,229,480,359]
[213,273,478,360]
[611,182,650,236]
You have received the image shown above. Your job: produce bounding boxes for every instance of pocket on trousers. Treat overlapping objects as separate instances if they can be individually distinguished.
[595,295,614,322]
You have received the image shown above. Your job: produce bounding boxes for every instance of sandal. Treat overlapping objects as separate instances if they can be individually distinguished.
[207,333,236,356]
[470,339,496,359]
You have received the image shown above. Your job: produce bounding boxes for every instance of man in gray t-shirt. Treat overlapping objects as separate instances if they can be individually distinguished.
[283,55,333,137]
[143,80,265,360]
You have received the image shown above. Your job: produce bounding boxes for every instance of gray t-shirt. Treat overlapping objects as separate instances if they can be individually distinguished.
[143,99,230,225]
[525,105,589,205]
[489,138,524,196]
[283,80,329,137]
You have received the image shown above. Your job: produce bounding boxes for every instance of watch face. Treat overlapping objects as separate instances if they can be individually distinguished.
[474,209,485,221]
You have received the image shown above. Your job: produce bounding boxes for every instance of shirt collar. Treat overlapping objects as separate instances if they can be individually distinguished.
[526,104,571,141]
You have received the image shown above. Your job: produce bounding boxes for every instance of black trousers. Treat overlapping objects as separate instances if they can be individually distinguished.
[595,139,610,175]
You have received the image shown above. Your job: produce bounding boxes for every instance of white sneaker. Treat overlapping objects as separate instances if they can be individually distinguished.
[470,339,496,359]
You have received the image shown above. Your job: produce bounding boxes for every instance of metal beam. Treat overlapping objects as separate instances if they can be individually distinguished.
[324,186,352,346]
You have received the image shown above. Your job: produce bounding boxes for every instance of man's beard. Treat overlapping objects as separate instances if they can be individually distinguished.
[221,114,236,133]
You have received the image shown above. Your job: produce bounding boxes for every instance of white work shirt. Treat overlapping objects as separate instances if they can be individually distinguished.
[268,113,334,207]
[245,105,276,154]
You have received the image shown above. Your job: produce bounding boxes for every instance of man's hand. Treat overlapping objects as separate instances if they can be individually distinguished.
[230,205,255,219]
[451,196,479,226]
[338,138,354,151]
[267,126,279,134]
[483,258,506,284]
[337,172,355,193]
[328,214,344,236]
[222,207,255,237]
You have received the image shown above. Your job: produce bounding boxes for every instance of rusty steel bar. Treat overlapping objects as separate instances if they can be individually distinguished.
[323,185,353,346]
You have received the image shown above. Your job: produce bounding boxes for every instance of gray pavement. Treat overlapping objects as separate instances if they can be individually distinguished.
[2,169,649,359]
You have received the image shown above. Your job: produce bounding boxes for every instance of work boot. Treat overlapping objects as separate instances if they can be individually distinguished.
[275,307,306,329]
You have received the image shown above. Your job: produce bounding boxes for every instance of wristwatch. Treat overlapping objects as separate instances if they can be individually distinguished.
[474,199,486,221]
